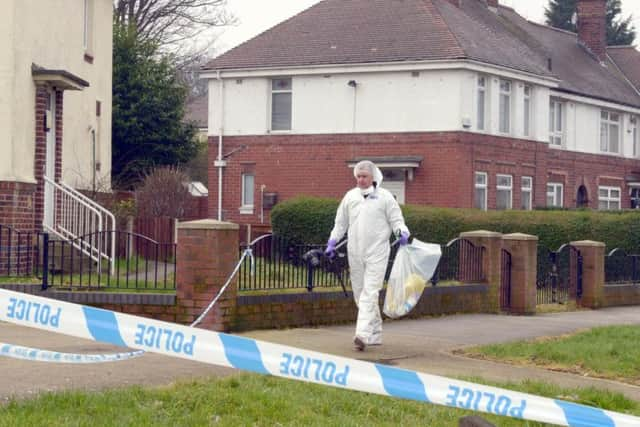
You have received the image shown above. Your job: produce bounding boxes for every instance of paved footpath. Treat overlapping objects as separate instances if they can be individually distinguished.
[2,306,640,403]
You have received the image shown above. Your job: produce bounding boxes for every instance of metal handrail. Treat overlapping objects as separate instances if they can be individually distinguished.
[43,176,115,275]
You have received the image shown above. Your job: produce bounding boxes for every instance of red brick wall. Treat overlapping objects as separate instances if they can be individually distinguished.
[208,131,640,224]
[0,182,37,232]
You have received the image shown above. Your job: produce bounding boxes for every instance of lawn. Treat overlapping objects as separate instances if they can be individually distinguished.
[1,373,639,426]
[461,325,640,385]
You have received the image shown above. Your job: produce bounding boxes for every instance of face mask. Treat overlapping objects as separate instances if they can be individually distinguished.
[360,186,374,196]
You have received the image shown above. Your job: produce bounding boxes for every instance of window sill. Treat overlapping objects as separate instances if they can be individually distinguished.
[84,53,94,64]
[268,129,292,134]
[239,206,254,215]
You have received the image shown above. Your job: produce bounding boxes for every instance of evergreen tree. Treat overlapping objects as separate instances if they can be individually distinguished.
[544,0,636,46]
[112,23,198,188]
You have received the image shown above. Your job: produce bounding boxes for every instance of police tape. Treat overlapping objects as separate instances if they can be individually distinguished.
[0,341,143,363]
[0,288,638,427]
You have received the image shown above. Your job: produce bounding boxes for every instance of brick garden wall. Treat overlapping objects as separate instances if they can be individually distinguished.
[602,284,640,307]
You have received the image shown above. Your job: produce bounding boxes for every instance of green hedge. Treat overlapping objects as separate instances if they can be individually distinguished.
[271,196,640,251]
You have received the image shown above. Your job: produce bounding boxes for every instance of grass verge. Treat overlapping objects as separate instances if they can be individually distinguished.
[461,325,640,385]
[1,373,639,426]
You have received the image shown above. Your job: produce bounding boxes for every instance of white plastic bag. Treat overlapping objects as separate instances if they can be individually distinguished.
[383,238,442,319]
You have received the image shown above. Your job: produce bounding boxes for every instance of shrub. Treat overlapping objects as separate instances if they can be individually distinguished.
[271,196,640,251]
[135,167,191,217]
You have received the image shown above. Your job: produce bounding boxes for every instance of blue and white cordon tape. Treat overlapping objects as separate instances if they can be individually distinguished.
[0,235,260,364]
[1,288,638,427]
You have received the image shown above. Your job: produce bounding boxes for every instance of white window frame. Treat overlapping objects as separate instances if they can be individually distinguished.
[521,176,533,210]
[474,172,488,211]
[598,186,621,210]
[600,110,621,154]
[499,79,512,134]
[630,187,640,209]
[270,78,292,131]
[240,173,255,214]
[523,85,532,137]
[83,0,94,53]
[549,99,564,147]
[496,174,513,210]
[477,76,487,131]
[547,182,563,207]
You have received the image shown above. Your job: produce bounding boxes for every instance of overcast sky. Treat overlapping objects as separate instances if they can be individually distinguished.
[213,0,640,55]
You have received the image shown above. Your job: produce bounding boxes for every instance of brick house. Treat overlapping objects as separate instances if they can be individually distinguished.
[202,0,640,226]
[0,0,113,233]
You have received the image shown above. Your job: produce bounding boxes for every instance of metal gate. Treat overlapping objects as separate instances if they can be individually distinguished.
[500,248,512,311]
[536,244,583,305]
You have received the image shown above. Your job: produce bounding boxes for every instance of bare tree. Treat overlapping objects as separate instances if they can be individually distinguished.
[113,0,236,58]
[135,167,192,218]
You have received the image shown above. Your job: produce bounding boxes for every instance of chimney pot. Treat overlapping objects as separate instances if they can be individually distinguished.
[487,0,499,7]
[446,0,460,7]
[576,0,607,61]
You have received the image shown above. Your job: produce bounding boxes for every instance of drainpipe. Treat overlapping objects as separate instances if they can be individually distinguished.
[91,128,96,198]
[213,70,226,221]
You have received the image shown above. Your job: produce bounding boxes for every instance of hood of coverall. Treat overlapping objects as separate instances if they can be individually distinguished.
[353,161,384,188]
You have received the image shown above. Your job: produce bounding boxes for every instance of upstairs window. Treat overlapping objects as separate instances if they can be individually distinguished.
[83,0,94,53]
[499,79,512,134]
[271,78,292,131]
[521,176,533,210]
[474,172,487,211]
[600,110,620,154]
[549,99,564,146]
[477,76,487,131]
[547,182,563,207]
[598,186,621,210]
[523,85,532,137]
[496,174,512,210]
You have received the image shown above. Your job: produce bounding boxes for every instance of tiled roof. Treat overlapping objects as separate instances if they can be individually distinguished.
[498,9,640,107]
[185,94,208,128]
[204,0,640,108]
[205,0,466,69]
[608,46,640,93]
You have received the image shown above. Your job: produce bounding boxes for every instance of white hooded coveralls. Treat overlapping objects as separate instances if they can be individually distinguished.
[329,165,409,344]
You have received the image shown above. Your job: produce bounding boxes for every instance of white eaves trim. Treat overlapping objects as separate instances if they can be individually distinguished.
[201,59,560,88]
[550,90,640,115]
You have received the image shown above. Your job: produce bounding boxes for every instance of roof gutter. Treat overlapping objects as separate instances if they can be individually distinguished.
[201,58,560,87]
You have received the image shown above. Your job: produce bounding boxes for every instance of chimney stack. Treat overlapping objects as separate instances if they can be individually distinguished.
[577,0,607,61]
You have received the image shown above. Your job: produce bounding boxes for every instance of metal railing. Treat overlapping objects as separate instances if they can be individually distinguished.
[0,225,42,277]
[428,238,485,286]
[605,248,640,284]
[43,177,115,275]
[238,235,485,292]
[238,234,348,292]
[43,230,175,291]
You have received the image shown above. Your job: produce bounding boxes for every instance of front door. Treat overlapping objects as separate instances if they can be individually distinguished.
[43,90,56,229]
[381,169,405,204]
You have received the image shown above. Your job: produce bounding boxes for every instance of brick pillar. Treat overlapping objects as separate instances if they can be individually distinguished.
[459,230,503,313]
[502,233,538,315]
[176,219,239,331]
[570,240,605,309]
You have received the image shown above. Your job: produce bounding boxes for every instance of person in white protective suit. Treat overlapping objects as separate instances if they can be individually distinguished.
[325,160,410,351]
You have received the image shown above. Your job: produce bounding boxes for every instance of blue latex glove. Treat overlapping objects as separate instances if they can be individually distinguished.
[399,231,410,246]
[325,238,337,258]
